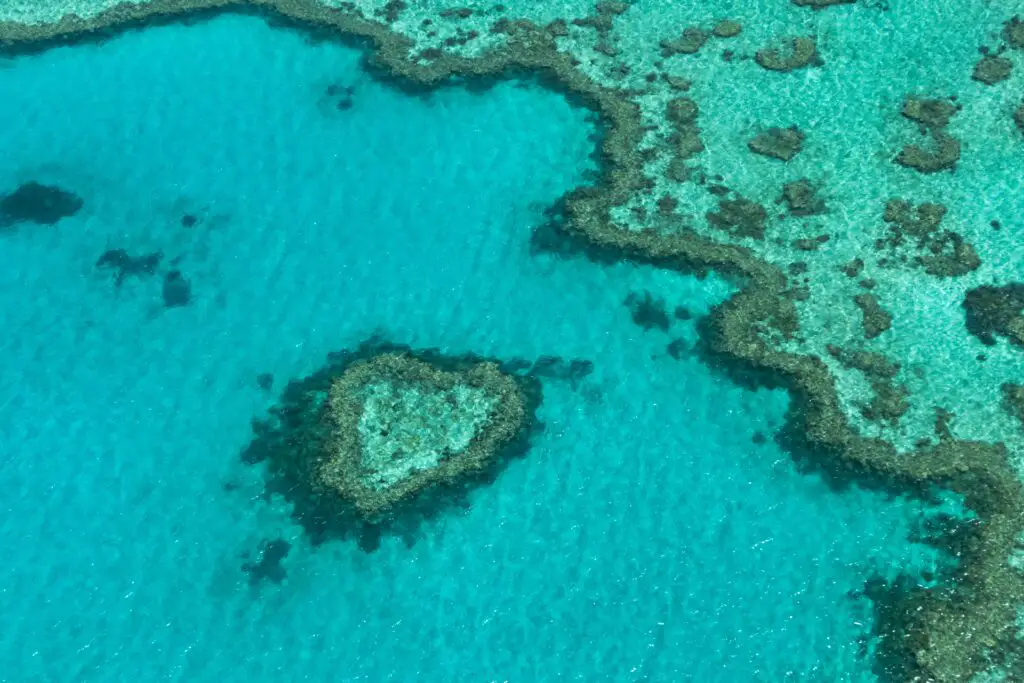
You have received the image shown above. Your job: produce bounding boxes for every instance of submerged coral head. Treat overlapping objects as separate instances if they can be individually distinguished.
[319,351,530,518]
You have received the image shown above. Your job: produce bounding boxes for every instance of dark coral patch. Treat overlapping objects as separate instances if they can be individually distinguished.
[525,355,594,389]
[0,181,83,227]
[241,538,291,586]
[162,270,192,308]
[748,127,804,161]
[779,179,826,216]
[1004,16,1024,49]
[854,293,892,340]
[624,290,671,331]
[895,131,960,173]
[963,283,1024,347]
[972,54,1012,85]
[707,197,767,240]
[901,97,957,129]
[239,339,542,549]
[95,248,162,287]
[755,36,821,71]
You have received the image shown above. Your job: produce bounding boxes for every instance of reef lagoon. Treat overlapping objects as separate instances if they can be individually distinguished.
[1,1,1023,682]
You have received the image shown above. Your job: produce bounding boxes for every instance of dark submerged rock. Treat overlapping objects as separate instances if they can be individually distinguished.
[755,36,821,71]
[712,20,741,38]
[854,293,892,339]
[749,127,805,161]
[661,27,708,56]
[901,97,957,128]
[257,373,274,391]
[1004,16,1024,49]
[962,283,1024,347]
[972,55,1012,85]
[624,291,671,332]
[95,248,163,286]
[162,270,192,308]
[780,179,826,216]
[895,131,960,173]
[707,197,767,240]
[241,538,291,586]
[0,181,83,227]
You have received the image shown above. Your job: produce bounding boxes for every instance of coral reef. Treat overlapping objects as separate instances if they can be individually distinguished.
[1004,384,1024,426]
[1005,16,1024,49]
[854,293,892,340]
[623,290,671,331]
[4,2,1023,678]
[321,351,530,517]
[878,199,980,277]
[707,196,767,240]
[963,283,1024,348]
[748,126,805,161]
[972,54,1012,85]
[711,20,741,39]
[0,181,83,227]
[242,340,540,538]
[895,96,961,173]
[779,179,826,216]
[755,36,821,71]
[162,269,191,308]
[95,248,163,286]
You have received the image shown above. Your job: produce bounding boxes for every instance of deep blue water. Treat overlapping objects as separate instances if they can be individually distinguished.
[0,13,947,682]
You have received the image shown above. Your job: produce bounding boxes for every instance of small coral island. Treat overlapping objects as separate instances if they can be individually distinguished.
[243,340,540,545]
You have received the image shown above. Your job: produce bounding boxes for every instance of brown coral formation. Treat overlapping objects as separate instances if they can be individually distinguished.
[755,36,821,71]
[707,197,767,240]
[963,283,1024,348]
[321,352,529,517]
[878,199,981,277]
[779,179,826,216]
[711,20,741,38]
[748,127,805,161]
[972,54,1013,85]
[660,27,708,56]
[666,96,704,161]
[895,96,962,173]
[1004,384,1024,425]
[827,346,909,425]
[854,293,892,340]
[1004,16,1024,49]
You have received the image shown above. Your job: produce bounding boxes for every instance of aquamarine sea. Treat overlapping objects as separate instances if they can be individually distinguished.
[0,13,949,682]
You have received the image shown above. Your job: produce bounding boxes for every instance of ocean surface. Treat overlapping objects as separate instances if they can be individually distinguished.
[0,13,951,682]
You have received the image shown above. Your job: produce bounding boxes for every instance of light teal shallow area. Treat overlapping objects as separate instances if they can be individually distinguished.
[0,13,954,682]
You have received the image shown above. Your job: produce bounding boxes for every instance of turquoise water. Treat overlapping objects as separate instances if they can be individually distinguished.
[0,13,948,682]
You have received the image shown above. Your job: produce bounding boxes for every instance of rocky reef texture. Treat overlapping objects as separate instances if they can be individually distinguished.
[240,339,540,545]
[321,351,529,517]
[0,180,82,227]
[963,283,1024,348]
[4,1,1024,679]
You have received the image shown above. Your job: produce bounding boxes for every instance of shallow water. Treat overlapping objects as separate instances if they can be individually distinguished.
[0,13,948,682]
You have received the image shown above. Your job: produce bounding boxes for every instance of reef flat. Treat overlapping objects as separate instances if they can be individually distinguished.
[4,0,1023,680]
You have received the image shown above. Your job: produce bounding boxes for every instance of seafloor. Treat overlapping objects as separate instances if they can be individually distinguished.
[0,0,1022,681]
